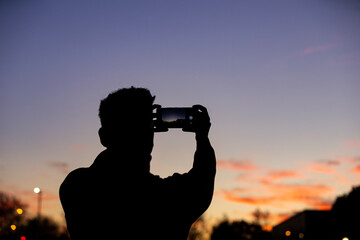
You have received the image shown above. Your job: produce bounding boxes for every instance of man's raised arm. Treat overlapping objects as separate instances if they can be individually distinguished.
[191,105,216,177]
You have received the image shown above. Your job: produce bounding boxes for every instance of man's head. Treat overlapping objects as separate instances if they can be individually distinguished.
[98,87,155,155]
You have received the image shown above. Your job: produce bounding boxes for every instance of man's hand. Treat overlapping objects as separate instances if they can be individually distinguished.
[183,105,211,138]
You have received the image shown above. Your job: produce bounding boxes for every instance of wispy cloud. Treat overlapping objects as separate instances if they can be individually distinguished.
[301,44,335,56]
[265,183,334,210]
[236,169,305,186]
[351,165,360,175]
[318,159,341,166]
[306,159,340,174]
[307,165,336,174]
[217,159,259,171]
[265,42,337,71]
[336,156,360,164]
[215,187,249,197]
[47,162,70,175]
[222,189,275,205]
[342,139,360,149]
[261,170,304,183]
[329,51,360,66]
[220,183,334,210]
[70,144,87,151]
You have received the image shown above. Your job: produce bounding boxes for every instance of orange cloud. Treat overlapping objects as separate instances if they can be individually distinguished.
[265,183,334,210]
[236,169,304,186]
[221,183,333,210]
[351,165,360,175]
[222,190,275,205]
[217,159,259,171]
[262,170,304,183]
[215,187,249,196]
[307,165,336,174]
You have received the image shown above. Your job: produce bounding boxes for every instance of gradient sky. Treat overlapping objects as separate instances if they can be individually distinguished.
[1,0,360,228]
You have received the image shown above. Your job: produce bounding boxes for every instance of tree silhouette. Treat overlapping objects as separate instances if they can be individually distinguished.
[22,217,69,240]
[0,191,27,239]
[211,219,272,240]
[251,208,270,227]
[0,191,69,240]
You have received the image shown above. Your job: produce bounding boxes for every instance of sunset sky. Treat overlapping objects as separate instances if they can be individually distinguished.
[1,0,360,228]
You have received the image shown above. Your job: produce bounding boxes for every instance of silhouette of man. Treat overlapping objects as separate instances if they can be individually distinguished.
[60,87,216,240]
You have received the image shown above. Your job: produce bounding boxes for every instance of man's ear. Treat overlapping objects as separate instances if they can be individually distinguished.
[98,127,109,148]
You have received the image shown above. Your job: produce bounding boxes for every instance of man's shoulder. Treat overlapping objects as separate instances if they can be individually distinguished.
[60,168,90,194]
[65,167,90,182]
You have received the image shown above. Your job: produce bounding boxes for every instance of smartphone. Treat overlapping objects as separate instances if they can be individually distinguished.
[153,106,194,132]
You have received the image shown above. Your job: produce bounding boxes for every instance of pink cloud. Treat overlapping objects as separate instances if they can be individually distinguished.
[306,159,340,174]
[217,159,259,171]
[343,139,360,149]
[318,159,341,166]
[301,44,334,56]
[235,172,256,182]
[336,156,360,163]
[47,162,70,175]
[70,144,87,151]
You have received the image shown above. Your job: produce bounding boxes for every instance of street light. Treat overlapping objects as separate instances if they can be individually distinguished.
[34,187,40,194]
[17,208,23,215]
[33,187,42,220]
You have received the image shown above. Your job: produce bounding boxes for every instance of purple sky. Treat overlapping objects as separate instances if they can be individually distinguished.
[1,0,359,227]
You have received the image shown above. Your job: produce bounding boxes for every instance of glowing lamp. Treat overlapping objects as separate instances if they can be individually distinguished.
[10,224,16,231]
[285,230,291,237]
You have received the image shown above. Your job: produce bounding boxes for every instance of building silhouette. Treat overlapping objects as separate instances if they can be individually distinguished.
[272,209,357,240]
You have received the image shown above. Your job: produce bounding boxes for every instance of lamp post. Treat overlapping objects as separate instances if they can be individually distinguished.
[33,187,42,220]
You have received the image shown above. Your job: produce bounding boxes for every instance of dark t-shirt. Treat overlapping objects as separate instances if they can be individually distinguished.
[60,146,215,240]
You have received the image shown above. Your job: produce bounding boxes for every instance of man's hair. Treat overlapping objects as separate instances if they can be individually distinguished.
[99,87,155,127]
